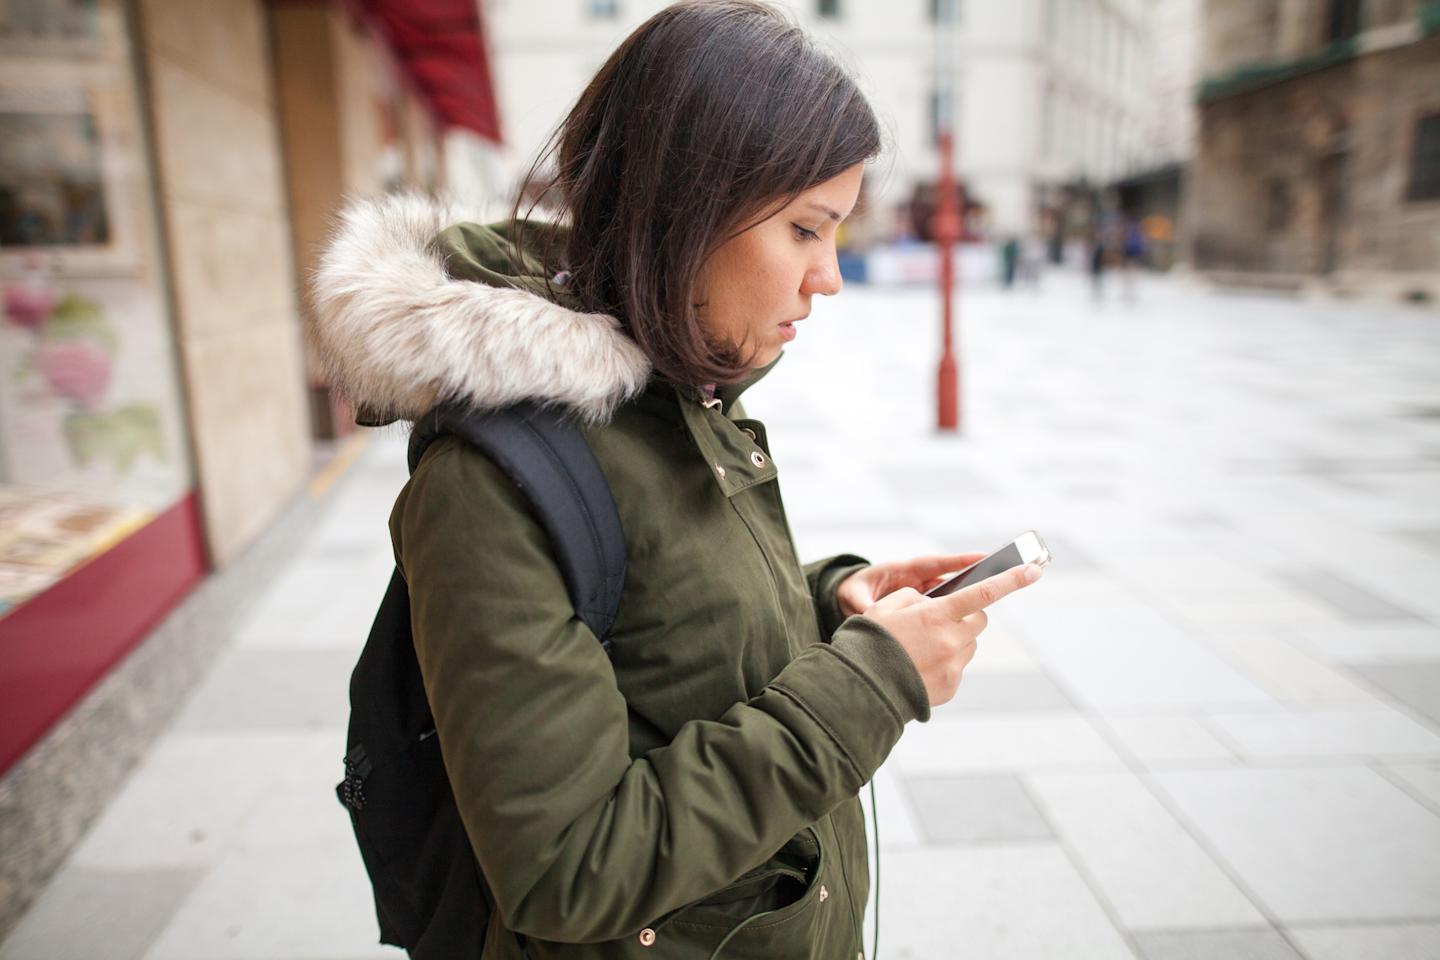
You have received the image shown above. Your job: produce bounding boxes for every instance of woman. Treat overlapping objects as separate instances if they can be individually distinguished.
[312,2,1040,957]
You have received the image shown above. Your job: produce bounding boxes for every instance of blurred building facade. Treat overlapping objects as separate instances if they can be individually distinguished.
[484,0,1194,252]
[1189,0,1440,300]
[0,0,501,776]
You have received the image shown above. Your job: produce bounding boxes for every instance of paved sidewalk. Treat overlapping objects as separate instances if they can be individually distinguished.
[4,272,1439,959]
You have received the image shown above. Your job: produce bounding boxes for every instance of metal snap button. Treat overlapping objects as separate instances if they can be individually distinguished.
[639,927,657,947]
[819,884,829,902]
[742,427,757,441]
[715,464,727,479]
[750,451,767,468]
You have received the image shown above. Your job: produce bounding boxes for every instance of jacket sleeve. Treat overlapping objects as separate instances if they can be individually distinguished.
[394,440,930,944]
[803,555,870,640]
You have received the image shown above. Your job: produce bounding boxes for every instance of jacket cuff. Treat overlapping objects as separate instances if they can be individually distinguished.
[827,616,931,725]
[769,616,931,784]
[803,554,870,639]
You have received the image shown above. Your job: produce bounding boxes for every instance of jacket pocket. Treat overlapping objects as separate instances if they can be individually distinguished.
[658,826,827,955]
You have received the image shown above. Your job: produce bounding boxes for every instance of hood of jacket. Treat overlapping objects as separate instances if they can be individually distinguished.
[308,193,652,426]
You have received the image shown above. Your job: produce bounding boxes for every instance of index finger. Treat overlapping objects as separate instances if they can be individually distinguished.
[934,562,1043,619]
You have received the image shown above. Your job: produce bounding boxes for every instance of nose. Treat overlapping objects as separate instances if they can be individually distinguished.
[801,250,843,297]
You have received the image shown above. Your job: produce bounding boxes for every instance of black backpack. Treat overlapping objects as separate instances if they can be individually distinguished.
[335,402,627,959]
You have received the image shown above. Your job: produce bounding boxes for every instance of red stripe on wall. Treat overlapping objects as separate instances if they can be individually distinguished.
[0,493,207,777]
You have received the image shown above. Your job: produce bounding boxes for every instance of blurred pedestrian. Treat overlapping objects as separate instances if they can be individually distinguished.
[1000,235,1020,288]
[1020,232,1046,288]
[1089,228,1107,300]
[310,2,1042,959]
[1120,215,1146,302]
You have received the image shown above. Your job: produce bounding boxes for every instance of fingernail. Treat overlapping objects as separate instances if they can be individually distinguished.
[1023,563,1043,584]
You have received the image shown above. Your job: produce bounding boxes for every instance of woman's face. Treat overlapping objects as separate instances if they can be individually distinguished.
[697,163,864,370]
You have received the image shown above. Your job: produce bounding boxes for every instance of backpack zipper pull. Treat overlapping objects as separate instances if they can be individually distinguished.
[337,744,372,811]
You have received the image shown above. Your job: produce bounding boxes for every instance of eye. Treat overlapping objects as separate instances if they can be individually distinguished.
[792,224,821,242]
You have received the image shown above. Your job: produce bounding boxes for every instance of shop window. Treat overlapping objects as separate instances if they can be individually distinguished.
[1409,113,1440,202]
[0,0,193,614]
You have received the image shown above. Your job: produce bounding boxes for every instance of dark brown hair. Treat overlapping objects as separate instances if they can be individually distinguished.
[513,0,882,386]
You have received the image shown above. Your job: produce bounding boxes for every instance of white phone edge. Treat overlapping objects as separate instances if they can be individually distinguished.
[1014,530,1053,568]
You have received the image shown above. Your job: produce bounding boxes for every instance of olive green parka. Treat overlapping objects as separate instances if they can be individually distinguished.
[310,195,931,960]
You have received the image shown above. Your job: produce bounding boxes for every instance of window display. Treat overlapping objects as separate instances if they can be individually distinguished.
[0,0,191,615]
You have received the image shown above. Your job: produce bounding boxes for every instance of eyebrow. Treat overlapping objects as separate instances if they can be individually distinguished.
[803,202,843,222]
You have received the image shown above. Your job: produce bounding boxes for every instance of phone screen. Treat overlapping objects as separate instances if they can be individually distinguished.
[925,542,1029,599]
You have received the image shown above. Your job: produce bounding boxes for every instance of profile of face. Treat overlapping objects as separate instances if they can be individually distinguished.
[696,163,865,370]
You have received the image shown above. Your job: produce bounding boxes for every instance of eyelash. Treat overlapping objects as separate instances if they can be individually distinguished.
[792,224,821,242]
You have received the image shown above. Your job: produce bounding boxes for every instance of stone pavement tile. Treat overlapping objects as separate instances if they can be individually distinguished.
[70,730,344,872]
[1205,706,1440,760]
[1096,715,1239,767]
[1275,569,1424,621]
[1007,600,1274,711]
[866,845,1134,960]
[169,648,356,733]
[890,715,1126,774]
[1026,772,1264,931]
[143,789,391,960]
[932,672,1075,715]
[1351,663,1440,727]
[1287,622,1440,665]
[869,761,924,849]
[1381,760,1440,811]
[875,463,1002,498]
[0,867,202,960]
[1130,928,1303,960]
[1166,511,1233,529]
[1290,618,1440,664]
[1026,532,1100,570]
[1286,921,1440,960]
[779,470,915,529]
[232,555,391,650]
[1119,558,1340,627]
[899,773,1053,844]
[1151,767,1440,923]
[792,528,941,575]
[1398,529,1440,555]
[962,623,1043,674]
[1192,628,1387,705]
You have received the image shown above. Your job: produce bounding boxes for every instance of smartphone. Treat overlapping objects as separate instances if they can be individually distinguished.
[925,531,1052,599]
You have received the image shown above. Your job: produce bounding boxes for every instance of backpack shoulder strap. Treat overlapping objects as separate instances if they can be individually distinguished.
[407,402,626,645]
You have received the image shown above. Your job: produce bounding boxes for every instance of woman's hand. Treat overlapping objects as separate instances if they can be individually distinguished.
[861,563,1044,707]
[835,553,986,619]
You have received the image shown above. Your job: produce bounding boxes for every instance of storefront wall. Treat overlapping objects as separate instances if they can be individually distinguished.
[272,0,445,437]
[136,0,311,566]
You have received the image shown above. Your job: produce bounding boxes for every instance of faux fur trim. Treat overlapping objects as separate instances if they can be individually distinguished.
[308,193,651,424]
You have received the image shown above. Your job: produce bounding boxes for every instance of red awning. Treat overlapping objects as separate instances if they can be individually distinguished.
[357,0,502,143]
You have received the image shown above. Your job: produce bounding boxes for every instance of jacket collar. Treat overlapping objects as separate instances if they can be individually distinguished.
[668,354,784,413]
[308,193,652,426]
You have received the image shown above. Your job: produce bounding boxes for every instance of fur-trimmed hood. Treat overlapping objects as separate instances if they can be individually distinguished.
[308,194,652,426]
